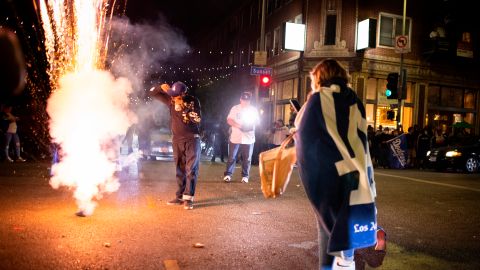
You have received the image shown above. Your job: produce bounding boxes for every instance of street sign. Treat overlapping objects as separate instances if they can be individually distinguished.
[395,35,410,53]
[254,51,267,65]
[250,66,272,76]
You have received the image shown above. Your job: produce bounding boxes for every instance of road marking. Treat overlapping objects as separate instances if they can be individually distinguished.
[375,172,480,192]
[288,241,317,249]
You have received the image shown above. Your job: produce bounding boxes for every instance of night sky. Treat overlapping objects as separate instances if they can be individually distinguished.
[0,0,246,159]
[126,0,243,45]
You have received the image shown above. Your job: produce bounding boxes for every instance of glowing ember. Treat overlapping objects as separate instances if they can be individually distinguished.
[39,0,135,216]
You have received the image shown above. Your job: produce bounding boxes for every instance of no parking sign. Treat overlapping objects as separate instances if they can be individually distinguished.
[395,35,410,53]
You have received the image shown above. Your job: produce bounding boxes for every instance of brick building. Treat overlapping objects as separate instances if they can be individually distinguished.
[196,0,479,135]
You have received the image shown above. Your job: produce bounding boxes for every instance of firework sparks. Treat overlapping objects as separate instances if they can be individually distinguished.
[39,0,135,216]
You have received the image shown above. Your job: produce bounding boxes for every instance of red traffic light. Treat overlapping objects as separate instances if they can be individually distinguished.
[260,75,271,86]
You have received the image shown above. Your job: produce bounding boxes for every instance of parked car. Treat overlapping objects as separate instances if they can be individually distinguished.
[426,136,480,173]
[146,127,174,161]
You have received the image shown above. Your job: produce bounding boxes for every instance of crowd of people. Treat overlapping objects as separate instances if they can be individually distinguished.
[368,124,471,169]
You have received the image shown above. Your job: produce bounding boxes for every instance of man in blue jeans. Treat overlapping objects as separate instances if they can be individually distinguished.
[223,92,259,183]
[150,81,202,210]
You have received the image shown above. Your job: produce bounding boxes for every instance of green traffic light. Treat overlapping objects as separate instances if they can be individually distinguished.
[386,89,392,97]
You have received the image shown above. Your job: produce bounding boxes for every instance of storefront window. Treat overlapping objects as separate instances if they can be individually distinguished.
[366,78,377,100]
[275,81,284,100]
[405,82,414,103]
[376,106,396,130]
[366,104,375,127]
[402,107,413,131]
[441,87,463,108]
[464,90,476,109]
[427,85,440,106]
[282,79,293,99]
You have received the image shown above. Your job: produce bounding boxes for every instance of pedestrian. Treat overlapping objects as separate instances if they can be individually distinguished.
[272,119,290,147]
[210,121,225,162]
[294,59,377,270]
[122,124,137,154]
[406,127,416,168]
[1,105,26,162]
[150,81,202,210]
[223,91,260,183]
[416,128,431,169]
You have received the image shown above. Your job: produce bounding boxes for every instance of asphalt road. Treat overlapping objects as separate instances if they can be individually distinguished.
[0,160,479,270]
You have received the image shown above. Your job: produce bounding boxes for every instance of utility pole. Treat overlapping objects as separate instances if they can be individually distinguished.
[397,0,407,130]
[255,0,266,105]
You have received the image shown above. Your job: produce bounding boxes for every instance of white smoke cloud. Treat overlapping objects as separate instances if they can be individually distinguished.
[47,70,136,216]
[107,14,189,132]
[108,15,189,93]
[46,14,188,216]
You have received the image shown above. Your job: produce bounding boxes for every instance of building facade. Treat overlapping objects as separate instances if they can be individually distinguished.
[196,0,479,135]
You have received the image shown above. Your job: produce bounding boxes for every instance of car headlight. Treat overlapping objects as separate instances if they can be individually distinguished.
[445,150,462,157]
[426,151,431,157]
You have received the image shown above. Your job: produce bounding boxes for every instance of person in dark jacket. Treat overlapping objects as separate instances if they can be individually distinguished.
[416,128,431,169]
[150,81,201,210]
[295,59,377,270]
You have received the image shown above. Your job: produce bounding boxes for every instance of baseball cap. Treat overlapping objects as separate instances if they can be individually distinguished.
[240,91,252,101]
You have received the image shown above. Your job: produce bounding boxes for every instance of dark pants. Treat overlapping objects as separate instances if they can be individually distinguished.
[173,138,201,201]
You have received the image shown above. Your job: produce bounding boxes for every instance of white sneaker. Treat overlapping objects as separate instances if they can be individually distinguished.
[17,157,26,162]
[332,257,355,270]
[223,175,231,182]
[6,157,14,162]
[241,177,249,183]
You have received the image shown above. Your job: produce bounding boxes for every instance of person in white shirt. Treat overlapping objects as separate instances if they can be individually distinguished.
[223,92,259,183]
[271,119,290,147]
[1,105,26,162]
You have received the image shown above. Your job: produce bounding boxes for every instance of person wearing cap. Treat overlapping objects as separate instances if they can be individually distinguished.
[223,91,260,183]
[150,81,202,210]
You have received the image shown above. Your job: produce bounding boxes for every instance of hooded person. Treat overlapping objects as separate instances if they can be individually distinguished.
[150,81,202,210]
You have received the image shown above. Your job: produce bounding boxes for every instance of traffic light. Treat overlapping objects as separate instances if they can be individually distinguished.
[386,72,399,99]
[259,74,271,98]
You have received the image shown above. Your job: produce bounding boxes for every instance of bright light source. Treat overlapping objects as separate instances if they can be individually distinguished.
[357,18,377,50]
[284,22,305,51]
[261,76,270,84]
[446,151,462,157]
[385,89,392,97]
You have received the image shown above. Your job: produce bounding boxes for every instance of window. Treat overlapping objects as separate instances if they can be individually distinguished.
[294,14,302,24]
[464,90,476,109]
[366,78,377,100]
[282,80,293,99]
[324,0,337,45]
[378,13,411,48]
[366,104,375,127]
[325,15,337,45]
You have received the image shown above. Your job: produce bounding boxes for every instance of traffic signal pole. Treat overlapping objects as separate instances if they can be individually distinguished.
[397,0,407,130]
[255,0,266,105]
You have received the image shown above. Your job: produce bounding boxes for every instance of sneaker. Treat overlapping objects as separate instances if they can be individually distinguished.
[166,198,183,205]
[223,175,231,182]
[241,177,249,183]
[183,200,193,210]
[332,257,355,270]
[17,157,26,162]
[6,157,14,163]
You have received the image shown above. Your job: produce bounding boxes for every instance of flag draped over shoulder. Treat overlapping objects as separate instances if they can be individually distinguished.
[295,79,377,254]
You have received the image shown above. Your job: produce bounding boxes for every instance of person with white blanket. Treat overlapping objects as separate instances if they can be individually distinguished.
[294,59,377,270]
